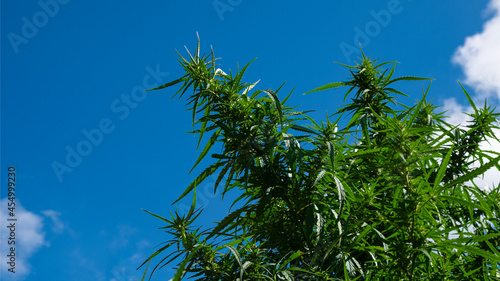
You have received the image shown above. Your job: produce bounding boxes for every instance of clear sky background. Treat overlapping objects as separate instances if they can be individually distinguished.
[1,1,500,280]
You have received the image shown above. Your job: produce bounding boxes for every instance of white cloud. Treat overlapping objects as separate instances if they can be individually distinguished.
[41,210,65,234]
[452,0,500,101]
[63,233,151,281]
[449,0,500,190]
[108,236,150,281]
[68,249,106,281]
[0,198,49,280]
[76,225,151,280]
[442,98,473,126]
[110,265,139,281]
[128,239,151,264]
[108,224,138,251]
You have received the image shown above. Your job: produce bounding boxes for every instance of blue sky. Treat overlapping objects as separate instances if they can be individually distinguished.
[1,1,500,280]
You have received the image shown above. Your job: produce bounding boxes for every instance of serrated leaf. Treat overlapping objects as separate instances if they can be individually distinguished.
[173,161,226,204]
[190,128,221,173]
[327,141,335,170]
[441,154,500,191]
[439,243,500,262]
[386,76,433,86]
[263,89,283,127]
[137,243,171,270]
[459,81,478,113]
[146,76,186,91]
[312,170,326,188]
[433,146,453,190]
[195,106,212,150]
[186,186,197,220]
[208,205,251,239]
[440,232,500,245]
[303,82,349,95]
[172,252,196,281]
[142,209,169,223]
[279,250,304,270]
[214,160,232,194]
[382,62,397,85]
[290,124,319,135]
[215,237,247,252]
[234,58,257,88]
[225,245,242,265]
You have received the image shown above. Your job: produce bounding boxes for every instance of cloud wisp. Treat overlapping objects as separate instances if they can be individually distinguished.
[449,0,500,189]
[453,0,500,101]
[0,199,49,280]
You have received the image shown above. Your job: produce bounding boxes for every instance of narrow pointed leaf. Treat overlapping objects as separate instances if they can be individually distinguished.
[386,76,433,86]
[190,129,221,173]
[264,89,283,126]
[208,204,251,239]
[173,161,227,204]
[433,146,453,190]
[459,81,478,113]
[279,250,304,270]
[291,124,319,135]
[146,76,186,91]
[172,252,196,281]
[142,209,169,223]
[303,82,348,95]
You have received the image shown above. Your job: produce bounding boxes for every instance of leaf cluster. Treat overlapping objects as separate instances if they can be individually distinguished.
[140,38,500,281]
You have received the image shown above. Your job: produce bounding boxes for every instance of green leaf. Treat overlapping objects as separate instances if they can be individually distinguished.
[190,128,221,173]
[440,232,500,245]
[142,209,169,223]
[172,252,196,281]
[406,90,428,127]
[137,243,171,270]
[304,204,315,240]
[225,245,242,266]
[345,148,382,159]
[327,141,335,170]
[173,161,227,204]
[433,146,453,190]
[194,32,200,62]
[439,195,488,214]
[334,175,346,207]
[263,89,283,127]
[186,186,198,220]
[214,160,233,194]
[343,257,352,281]
[290,124,319,135]
[208,205,251,239]
[145,76,186,91]
[195,105,212,150]
[312,170,326,188]
[459,81,478,113]
[382,62,397,85]
[440,243,500,262]
[303,82,349,95]
[386,76,433,86]
[384,87,409,97]
[233,58,257,88]
[278,250,304,270]
[215,237,247,251]
[138,261,150,281]
[484,240,500,256]
[441,154,500,191]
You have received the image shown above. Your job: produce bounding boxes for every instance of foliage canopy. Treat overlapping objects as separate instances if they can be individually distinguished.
[140,38,500,280]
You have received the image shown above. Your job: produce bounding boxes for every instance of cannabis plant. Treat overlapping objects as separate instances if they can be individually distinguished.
[139,37,500,280]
